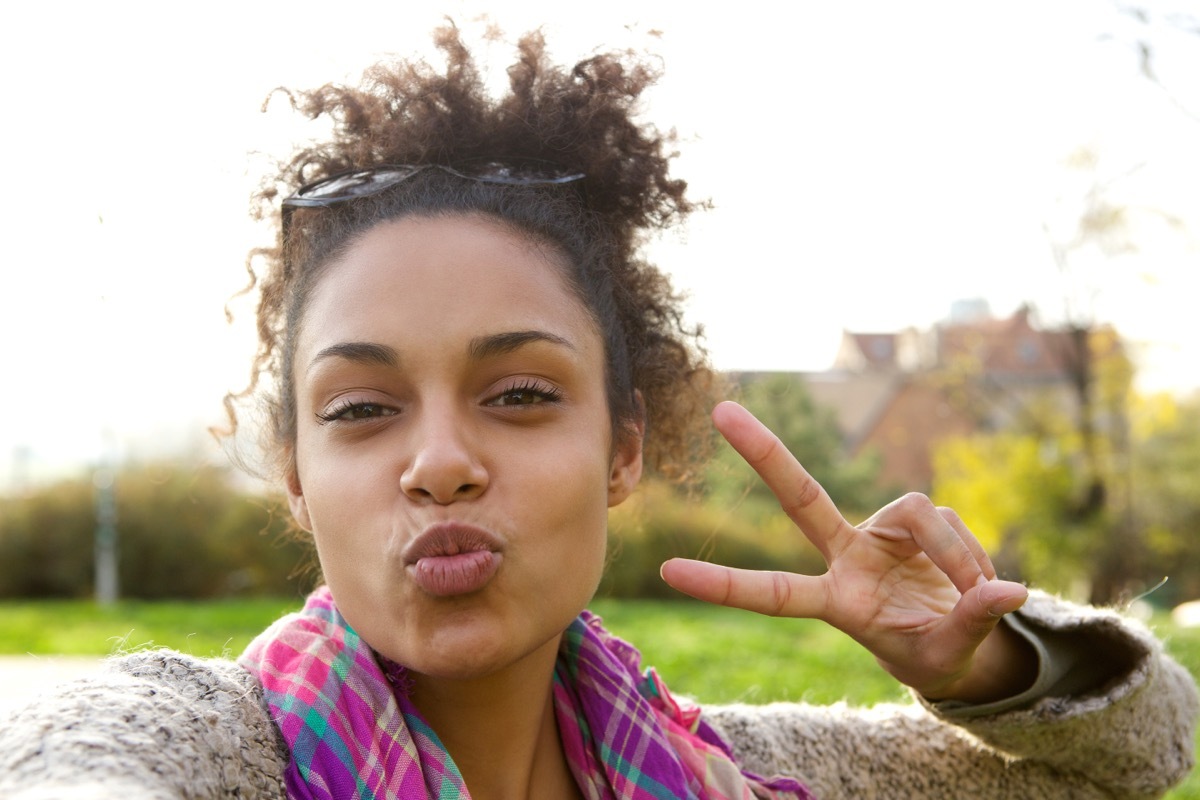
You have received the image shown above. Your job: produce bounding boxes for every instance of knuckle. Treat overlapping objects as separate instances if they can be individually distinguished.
[748,433,783,467]
[779,474,822,517]
[897,492,935,514]
[716,570,736,607]
[768,571,793,616]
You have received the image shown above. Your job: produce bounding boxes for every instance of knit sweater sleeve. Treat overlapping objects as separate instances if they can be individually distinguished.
[0,649,288,800]
[705,592,1199,799]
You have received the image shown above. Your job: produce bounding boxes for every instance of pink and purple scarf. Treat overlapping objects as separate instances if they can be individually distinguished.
[241,587,812,799]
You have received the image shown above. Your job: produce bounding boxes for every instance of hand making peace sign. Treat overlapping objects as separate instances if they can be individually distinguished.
[661,401,1038,703]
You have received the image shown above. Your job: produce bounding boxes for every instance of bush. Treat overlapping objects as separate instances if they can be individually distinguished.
[0,481,93,596]
[0,463,315,600]
[600,481,827,599]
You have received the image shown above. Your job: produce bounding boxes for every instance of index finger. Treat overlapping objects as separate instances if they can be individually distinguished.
[713,401,850,562]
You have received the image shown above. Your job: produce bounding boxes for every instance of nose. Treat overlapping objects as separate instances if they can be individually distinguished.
[400,406,489,505]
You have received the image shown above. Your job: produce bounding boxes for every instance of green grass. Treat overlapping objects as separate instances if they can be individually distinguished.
[589,599,909,706]
[0,597,906,705]
[0,597,301,657]
[0,598,1196,795]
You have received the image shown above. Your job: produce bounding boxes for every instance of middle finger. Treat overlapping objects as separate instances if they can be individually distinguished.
[860,493,988,594]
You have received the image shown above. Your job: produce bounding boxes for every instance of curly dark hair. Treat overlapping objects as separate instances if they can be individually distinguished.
[227,24,717,484]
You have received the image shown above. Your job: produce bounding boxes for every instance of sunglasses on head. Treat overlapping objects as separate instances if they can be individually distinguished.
[279,161,586,257]
[282,160,586,209]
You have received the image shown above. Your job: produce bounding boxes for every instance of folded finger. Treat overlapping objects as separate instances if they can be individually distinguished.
[937,506,997,581]
[865,493,987,595]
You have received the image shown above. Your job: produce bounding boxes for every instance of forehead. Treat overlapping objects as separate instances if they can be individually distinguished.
[297,214,599,359]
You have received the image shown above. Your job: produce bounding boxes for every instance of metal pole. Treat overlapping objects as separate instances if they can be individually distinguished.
[94,467,118,605]
[93,215,119,605]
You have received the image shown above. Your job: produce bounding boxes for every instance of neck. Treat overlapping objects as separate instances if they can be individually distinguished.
[408,633,582,800]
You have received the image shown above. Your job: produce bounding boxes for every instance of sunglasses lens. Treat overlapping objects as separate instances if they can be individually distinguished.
[454,161,585,184]
[293,166,425,204]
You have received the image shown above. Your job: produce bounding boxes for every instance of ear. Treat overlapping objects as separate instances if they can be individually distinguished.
[286,466,313,532]
[608,399,645,508]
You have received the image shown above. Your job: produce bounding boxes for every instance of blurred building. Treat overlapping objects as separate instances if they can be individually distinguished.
[796,303,1120,492]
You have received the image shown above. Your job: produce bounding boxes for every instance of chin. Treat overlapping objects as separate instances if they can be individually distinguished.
[405,624,564,682]
[344,575,597,682]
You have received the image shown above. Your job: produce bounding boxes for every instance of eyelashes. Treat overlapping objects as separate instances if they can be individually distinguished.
[314,379,564,424]
[488,379,563,408]
[315,400,396,424]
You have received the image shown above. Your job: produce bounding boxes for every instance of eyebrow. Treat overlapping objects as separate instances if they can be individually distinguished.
[308,330,574,373]
[309,341,399,371]
[467,330,575,360]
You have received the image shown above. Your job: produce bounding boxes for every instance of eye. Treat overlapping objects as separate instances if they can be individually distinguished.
[488,380,563,408]
[315,400,398,423]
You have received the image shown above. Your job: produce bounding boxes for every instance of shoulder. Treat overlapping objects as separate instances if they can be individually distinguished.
[0,649,287,799]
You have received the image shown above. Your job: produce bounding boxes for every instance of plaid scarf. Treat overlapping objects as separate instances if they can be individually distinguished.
[241,587,812,800]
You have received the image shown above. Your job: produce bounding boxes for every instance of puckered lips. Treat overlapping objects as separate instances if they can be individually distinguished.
[401,522,503,597]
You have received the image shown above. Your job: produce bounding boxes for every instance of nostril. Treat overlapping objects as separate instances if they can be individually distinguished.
[399,434,489,504]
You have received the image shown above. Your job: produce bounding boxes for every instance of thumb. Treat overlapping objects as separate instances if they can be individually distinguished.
[908,579,1031,701]
[975,578,1029,618]
[948,579,1029,647]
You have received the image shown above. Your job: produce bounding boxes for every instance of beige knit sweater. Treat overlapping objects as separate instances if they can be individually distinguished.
[1,592,1196,799]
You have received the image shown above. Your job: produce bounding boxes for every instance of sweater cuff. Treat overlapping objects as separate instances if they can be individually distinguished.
[930,609,1128,720]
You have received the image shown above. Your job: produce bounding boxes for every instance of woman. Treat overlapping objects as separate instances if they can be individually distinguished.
[1,25,1196,799]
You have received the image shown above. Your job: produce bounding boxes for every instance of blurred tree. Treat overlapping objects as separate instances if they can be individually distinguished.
[710,374,893,521]
[1130,392,1200,604]
[931,431,1079,588]
[1038,145,1178,603]
[1109,3,1200,121]
[930,328,1142,599]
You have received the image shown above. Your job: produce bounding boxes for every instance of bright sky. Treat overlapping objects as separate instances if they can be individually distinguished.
[1,0,1197,486]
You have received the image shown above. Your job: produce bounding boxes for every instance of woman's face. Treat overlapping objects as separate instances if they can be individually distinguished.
[286,214,642,681]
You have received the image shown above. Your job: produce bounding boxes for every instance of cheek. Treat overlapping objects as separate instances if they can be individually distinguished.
[293,436,395,560]
[529,439,613,588]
